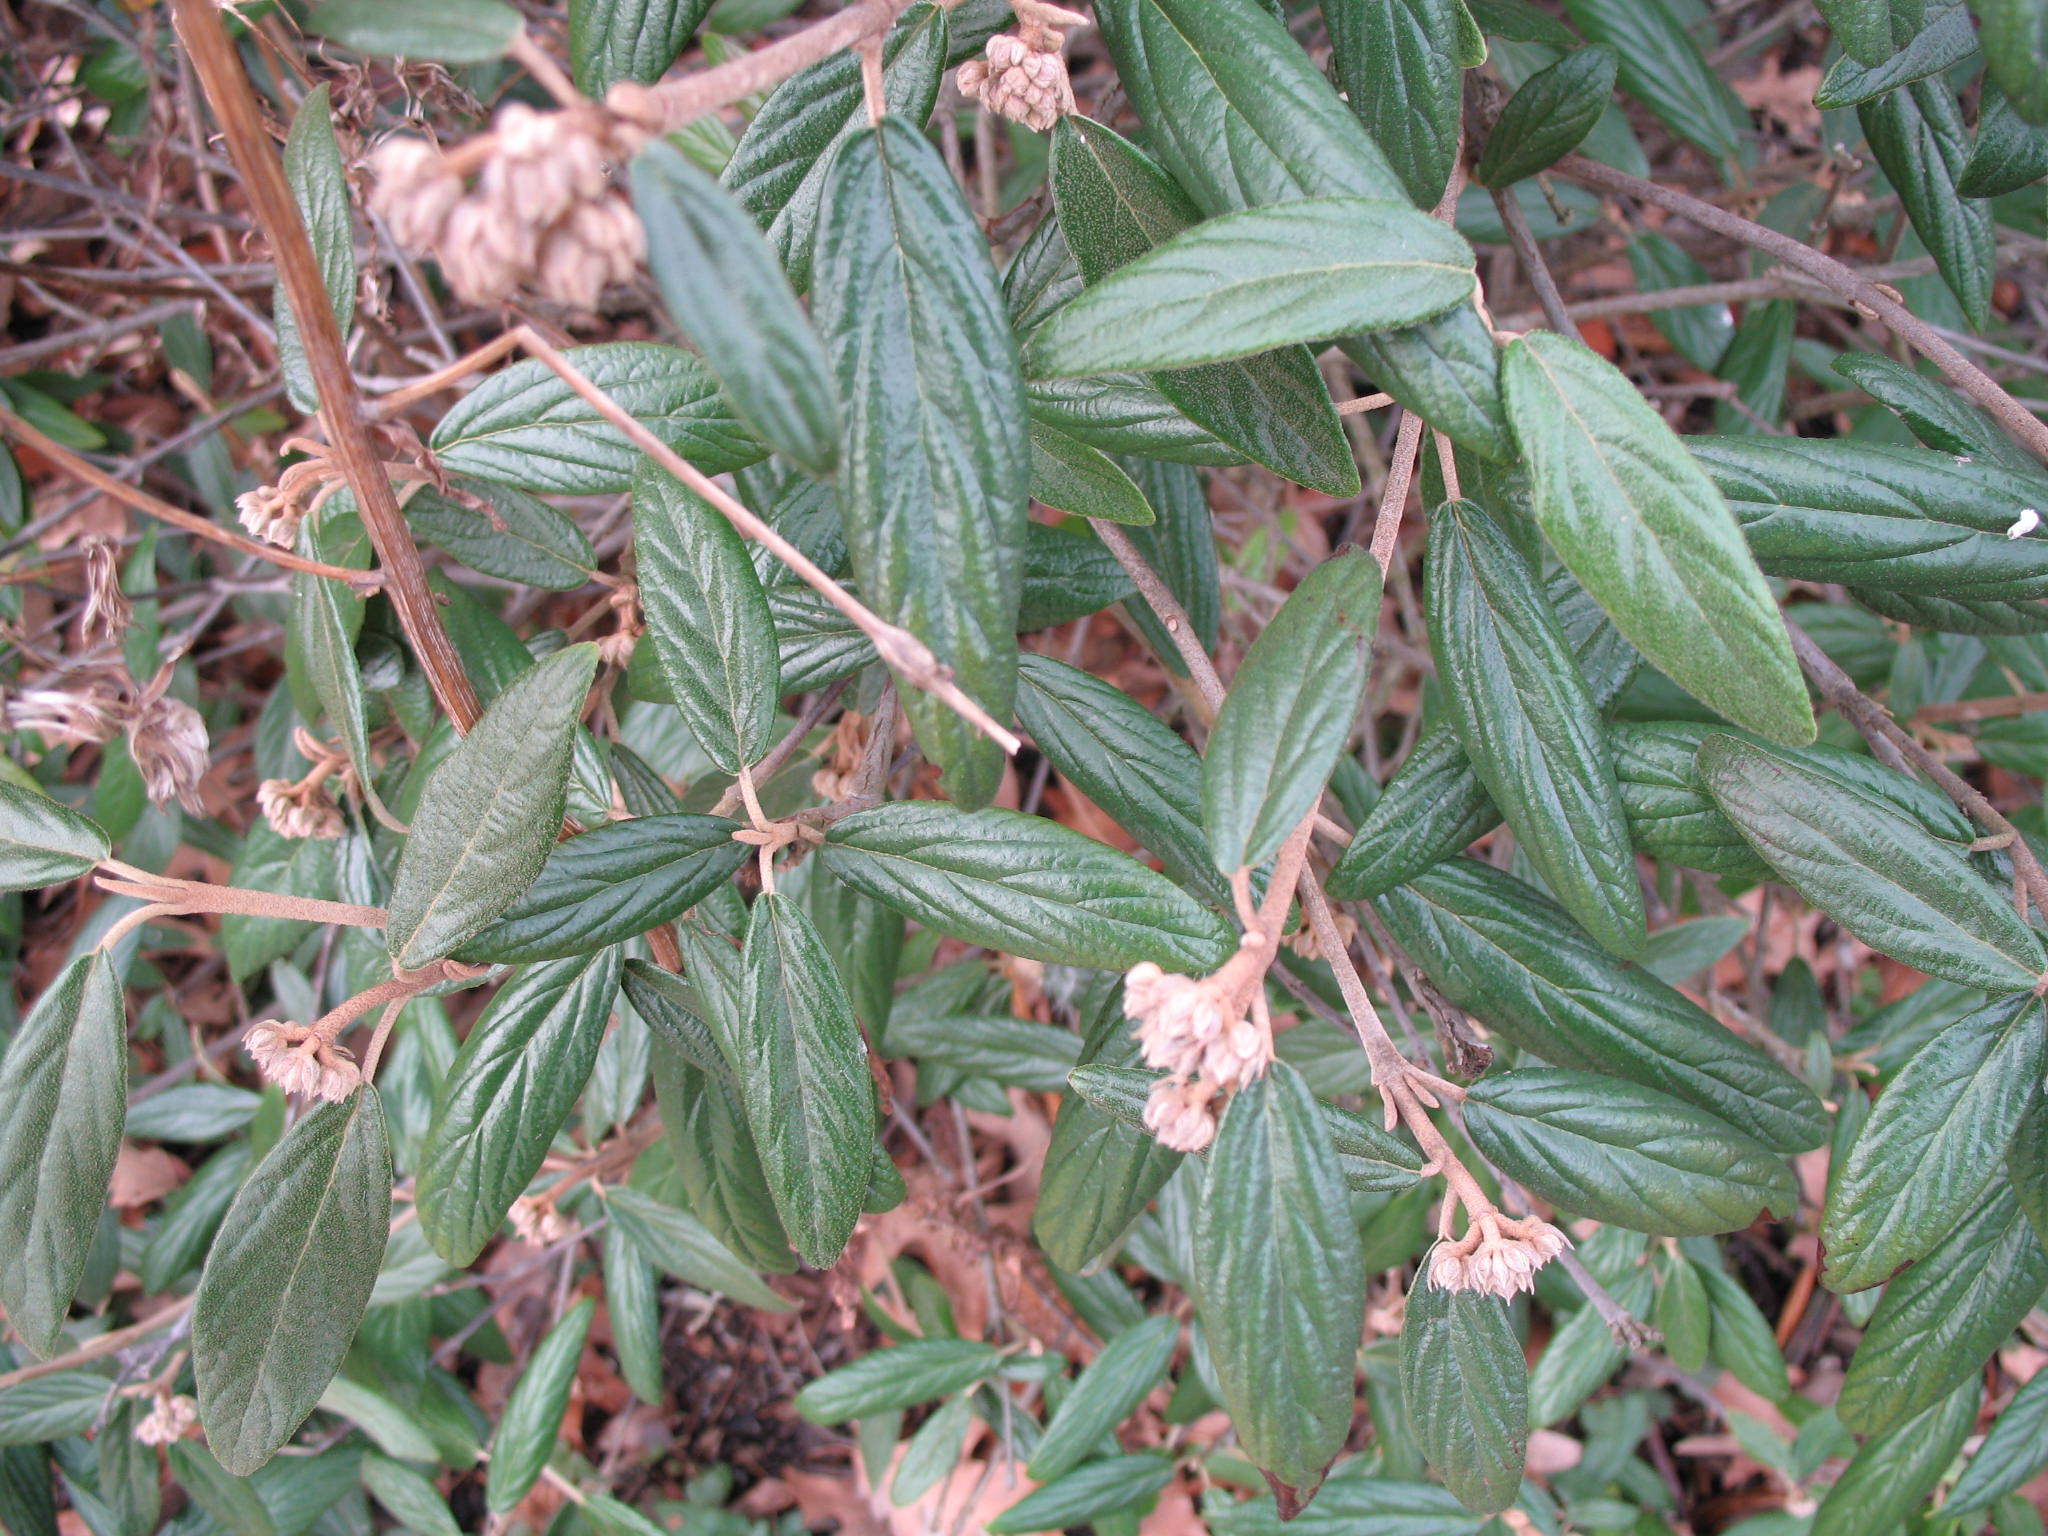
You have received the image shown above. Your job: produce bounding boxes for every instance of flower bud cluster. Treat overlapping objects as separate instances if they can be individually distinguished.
[1123,961,1273,1153]
[956,18,1079,133]
[370,104,647,310]
[1426,1214,1571,1299]
[132,1393,199,1447]
[245,1020,362,1103]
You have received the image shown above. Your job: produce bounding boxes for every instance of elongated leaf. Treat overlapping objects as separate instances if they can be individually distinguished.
[1377,859,1827,1152]
[1324,729,1502,901]
[602,1184,788,1309]
[1608,722,1770,879]
[648,1021,795,1273]
[0,780,107,894]
[887,1013,1081,1092]
[795,1338,1004,1422]
[1204,547,1380,874]
[1465,1069,1796,1236]
[1327,0,1466,207]
[1474,45,1618,188]
[416,948,623,1265]
[1699,734,2046,991]
[736,895,876,1268]
[1193,1064,1366,1508]
[386,644,599,969]
[1026,200,1473,377]
[1829,352,2032,469]
[165,1440,275,1536]
[1812,1378,1979,1536]
[1122,458,1221,653]
[1561,0,1746,162]
[193,1090,391,1475]
[634,463,779,775]
[0,952,124,1358]
[569,0,709,94]
[635,144,839,477]
[1656,1254,1712,1373]
[1693,434,2048,598]
[1816,0,1893,64]
[1977,0,2048,125]
[486,1296,593,1512]
[429,344,763,494]
[1504,333,1813,743]
[1823,994,2045,1291]
[457,813,746,964]
[275,86,354,415]
[1026,371,1243,466]
[1093,0,1407,211]
[986,1455,1175,1534]
[293,569,387,829]
[814,118,1027,807]
[308,0,519,60]
[1430,499,1642,955]
[821,802,1234,973]
[1946,1359,2048,1514]
[1401,1270,1527,1516]
[406,481,598,589]
[722,4,948,288]
[0,1374,116,1446]
[1028,422,1156,524]
[1835,1181,2048,1436]
[1960,81,2048,197]
[2013,1093,2048,1258]
[1816,0,1976,108]
[1338,304,1511,464]
[1861,77,1995,329]
[1027,1315,1179,1482]
[1047,119,1358,497]
[1204,1478,1487,1536]
[360,1452,462,1536]
[1015,654,1220,901]
[1527,1264,1655,1426]
[1852,586,2048,634]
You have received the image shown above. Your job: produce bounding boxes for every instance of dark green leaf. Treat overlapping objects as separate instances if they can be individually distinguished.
[1464,0,1578,46]
[308,0,520,59]
[1812,1378,1979,1536]
[165,1441,276,1536]
[1429,499,1642,955]
[405,481,597,591]
[1816,0,1975,107]
[1120,458,1220,654]
[1607,721,1772,878]
[0,780,107,893]
[569,0,710,93]
[1474,45,1618,188]
[193,1091,391,1475]
[1204,1477,1487,1536]
[1028,423,1156,524]
[1046,119,1358,497]
[1401,1270,1527,1515]
[1851,586,2048,634]
[274,86,354,415]
[1696,1262,1788,1399]
[1626,232,1733,371]
[814,118,1027,807]
[737,894,876,1268]
[1465,1069,1797,1236]
[1193,1064,1366,1505]
[887,1013,1081,1092]
[1026,199,1474,377]
[1946,1356,2048,1514]
[985,1455,1175,1534]
[291,569,386,831]
[486,1296,593,1511]
[140,1143,252,1294]
[648,1021,795,1273]
[601,1220,666,1402]
[1823,994,2045,1291]
[634,462,780,775]
[0,1373,115,1445]
[416,948,624,1265]
[635,144,840,477]
[721,5,948,288]
[1836,1181,2048,1436]
[1960,82,2048,197]
[1699,733,2046,990]
[1817,0,1894,65]
[1327,0,1466,207]
[1020,521,1140,631]
[0,953,124,1358]
[1656,1255,1712,1373]
[1027,1314,1179,1482]
[795,1338,1004,1422]
[1561,0,1747,162]
[1339,304,1512,464]
[1503,332,1815,744]
[1376,858,1828,1152]
[1977,0,2048,125]
[1860,77,1995,328]
[602,1184,789,1308]
[821,802,1235,972]
[1203,546,1381,873]
[360,1452,462,1536]
[429,344,763,495]
[1026,372,1244,466]
[1324,729,1502,901]
[1711,299,1794,435]
[1826,353,2032,469]
[385,644,600,969]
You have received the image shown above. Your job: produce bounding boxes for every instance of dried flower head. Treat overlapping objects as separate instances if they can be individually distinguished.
[256,776,346,840]
[957,20,1078,132]
[81,538,132,644]
[2,663,131,747]
[1426,1214,1570,1300]
[508,1194,577,1246]
[236,444,349,550]
[133,1393,199,1447]
[128,693,209,815]
[245,1020,362,1103]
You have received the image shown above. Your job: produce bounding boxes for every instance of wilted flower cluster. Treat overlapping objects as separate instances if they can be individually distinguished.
[245,1020,362,1103]
[234,444,347,549]
[1124,960,1272,1152]
[370,103,647,310]
[508,1194,577,1246]
[129,692,210,815]
[132,1393,199,1447]
[1426,1213,1571,1299]
[3,663,130,747]
[80,538,132,644]
[957,16,1080,132]
[255,729,352,840]
[3,664,210,815]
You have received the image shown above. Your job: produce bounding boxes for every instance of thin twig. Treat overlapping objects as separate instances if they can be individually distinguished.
[1089,519,1226,722]
[1493,186,1581,342]
[1372,412,1425,576]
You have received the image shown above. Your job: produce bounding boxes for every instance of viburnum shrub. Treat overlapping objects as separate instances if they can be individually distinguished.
[5,0,2048,1533]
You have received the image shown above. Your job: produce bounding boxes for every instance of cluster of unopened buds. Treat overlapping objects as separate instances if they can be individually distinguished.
[131,1392,200,1447]
[508,1194,577,1246]
[234,440,348,550]
[1123,960,1272,1153]
[255,728,354,841]
[3,663,210,815]
[1427,1212,1572,1299]
[957,4,1086,132]
[244,1019,363,1103]
[369,102,648,310]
